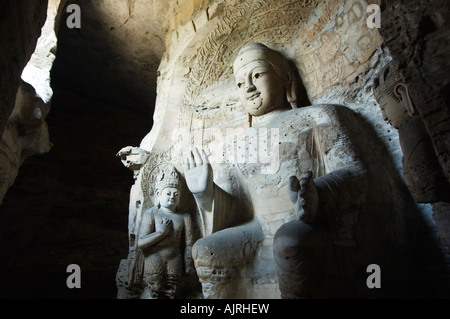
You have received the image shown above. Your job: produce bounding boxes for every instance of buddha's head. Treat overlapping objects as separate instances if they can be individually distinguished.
[155,165,181,211]
[373,62,416,129]
[233,43,305,119]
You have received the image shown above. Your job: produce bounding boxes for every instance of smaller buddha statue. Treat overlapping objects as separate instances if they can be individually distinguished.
[373,62,450,203]
[137,165,196,298]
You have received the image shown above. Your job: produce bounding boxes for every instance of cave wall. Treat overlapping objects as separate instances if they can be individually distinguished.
[51,0,169,116]
[0,88,146,298]
[0,0,158,298]
[0,0,49,204]
[0,0,48,138]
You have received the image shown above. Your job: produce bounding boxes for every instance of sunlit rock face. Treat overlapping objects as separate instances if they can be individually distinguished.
[0,0,48,139]
[0,0,48,204]
[0,0,65,204]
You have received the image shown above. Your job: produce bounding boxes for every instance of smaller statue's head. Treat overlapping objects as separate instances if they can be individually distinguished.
[233,42,303,118]
[155,165,181,211]
[373,62,416,129]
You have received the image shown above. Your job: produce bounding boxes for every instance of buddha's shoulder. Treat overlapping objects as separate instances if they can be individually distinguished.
[278,104,353,124]
[142,206,159,216]
[291,103,352,115]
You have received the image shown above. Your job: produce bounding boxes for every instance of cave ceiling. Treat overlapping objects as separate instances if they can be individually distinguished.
[51,0,171,118]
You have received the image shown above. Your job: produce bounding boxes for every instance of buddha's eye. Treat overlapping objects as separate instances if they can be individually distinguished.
[253,73,260,79]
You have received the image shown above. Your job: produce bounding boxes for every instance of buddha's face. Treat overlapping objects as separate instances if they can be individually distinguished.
[157,187,180,211]
[377,94,410,129]
[234,60,287,117]
[373,64,412,130]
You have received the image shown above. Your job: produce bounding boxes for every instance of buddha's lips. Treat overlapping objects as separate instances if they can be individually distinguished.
[247,91,260,101]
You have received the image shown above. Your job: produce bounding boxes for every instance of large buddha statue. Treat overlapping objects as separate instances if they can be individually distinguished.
[184,43,421,298]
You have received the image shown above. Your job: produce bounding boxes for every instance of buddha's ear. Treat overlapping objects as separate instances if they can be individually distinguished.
[394,83,416,116]
[154,189,161,206]
[285,70,298,109]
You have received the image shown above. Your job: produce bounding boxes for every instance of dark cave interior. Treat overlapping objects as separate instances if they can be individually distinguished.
[0,8,155,298]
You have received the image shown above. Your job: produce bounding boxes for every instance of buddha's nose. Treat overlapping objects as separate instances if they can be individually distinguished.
[246,83,256,92]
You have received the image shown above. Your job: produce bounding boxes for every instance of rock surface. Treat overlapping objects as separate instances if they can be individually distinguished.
[0,0,48,139]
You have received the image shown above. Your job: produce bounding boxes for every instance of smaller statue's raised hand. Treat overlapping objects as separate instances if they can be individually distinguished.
[160,217,173,236]
[289,171,319,223]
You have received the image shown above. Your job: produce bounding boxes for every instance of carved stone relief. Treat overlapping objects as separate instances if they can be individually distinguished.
[182,0,319,113]
[373,62,450,203]
[117,0,444,299]
[116,163,200,299]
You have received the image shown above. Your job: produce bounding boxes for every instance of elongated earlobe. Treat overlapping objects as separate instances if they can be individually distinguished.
[155,189,161,207]
[285,71,298,109]
[395,83,416,117]
[286,80,298,109]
